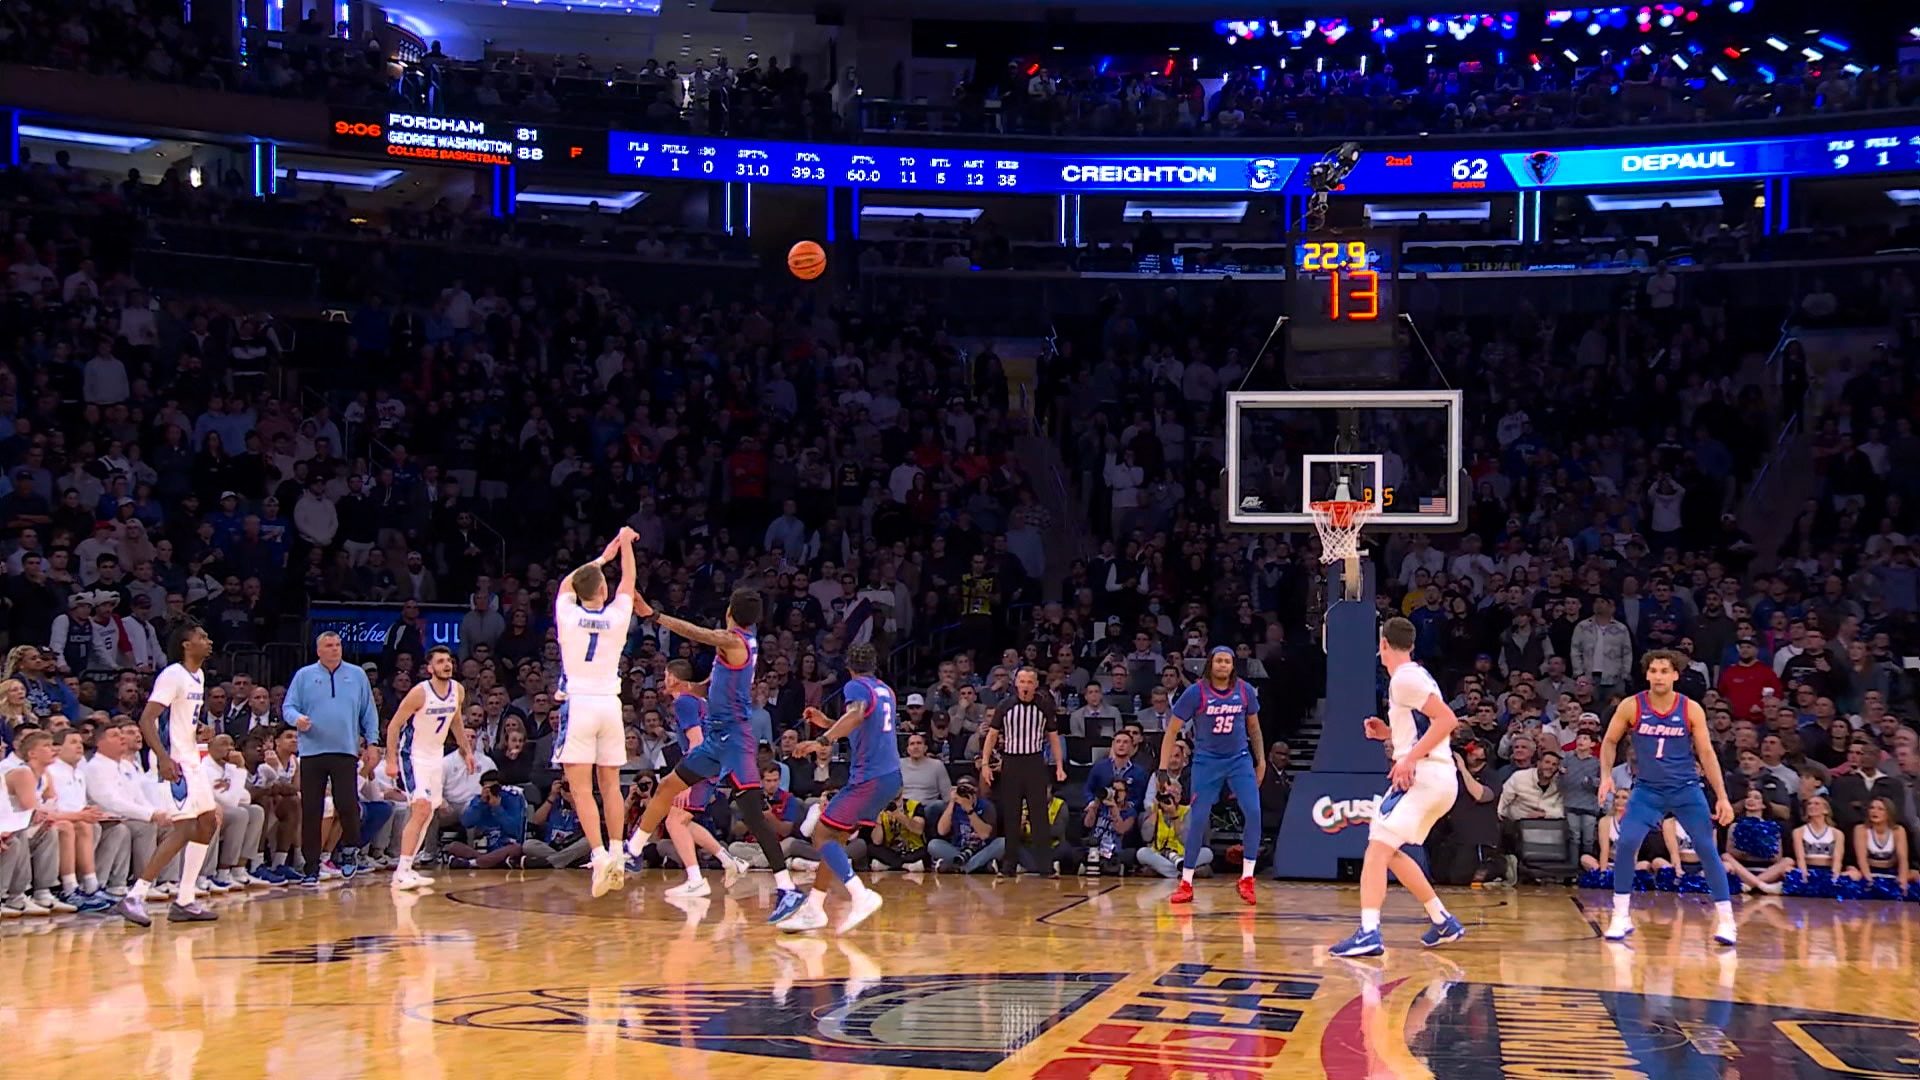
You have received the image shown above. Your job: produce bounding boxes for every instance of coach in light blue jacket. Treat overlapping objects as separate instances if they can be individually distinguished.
[282,631,382,880]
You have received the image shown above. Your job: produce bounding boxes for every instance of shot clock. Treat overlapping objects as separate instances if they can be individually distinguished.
[1285,233,1401,388]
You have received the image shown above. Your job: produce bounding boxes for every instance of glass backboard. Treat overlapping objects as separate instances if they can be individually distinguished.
[1225,390,1463,530]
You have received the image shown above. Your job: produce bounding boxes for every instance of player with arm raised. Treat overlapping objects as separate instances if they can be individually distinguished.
[1598,648,1738,946]
[556,527,639,898]
[1329,616,1466,957]
[782,643,899,934]
[625,586,807,925]
[383,646,475,891]
[116,620,219,927]
[1162,647,1267,906]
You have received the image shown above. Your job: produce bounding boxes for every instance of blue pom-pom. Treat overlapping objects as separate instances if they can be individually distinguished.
[1868,875,1903,902]
[1654,866,1680,892]
[1730,818,1780,861]
[1905,880,1920,904]
[1578,868,1613,890]
[1833,874,1869,901]
[1680,871,1709,894]
[1634,868,1656,892]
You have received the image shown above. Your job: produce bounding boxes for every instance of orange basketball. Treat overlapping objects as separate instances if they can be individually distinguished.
[787,240,827,280]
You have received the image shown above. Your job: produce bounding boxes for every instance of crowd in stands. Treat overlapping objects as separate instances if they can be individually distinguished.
[6,0,1916,142]
[2,19,1920,918]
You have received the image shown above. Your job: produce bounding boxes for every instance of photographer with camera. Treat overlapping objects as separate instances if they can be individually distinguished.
[927,775,1003,874]
[868,791,931,872]
[1016,780,1075,877]
[443,770,527,870]
[1081,777,1138,875]
[511,776,591,869]
[1138,774,1209,879]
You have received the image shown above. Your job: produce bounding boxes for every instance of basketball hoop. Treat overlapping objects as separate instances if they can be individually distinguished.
[1310,499,1376,600]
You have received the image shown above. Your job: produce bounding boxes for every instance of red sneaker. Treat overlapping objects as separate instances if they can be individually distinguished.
[1237,876,1257,905]
[1169,881,1195,904]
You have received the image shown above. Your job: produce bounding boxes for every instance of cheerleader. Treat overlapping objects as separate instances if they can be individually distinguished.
[1655,814,1711,874]
[1582,794,1650,875]
[1846,796,1916,887]
[1722,788,1790,894]
[1792,795,1844,879]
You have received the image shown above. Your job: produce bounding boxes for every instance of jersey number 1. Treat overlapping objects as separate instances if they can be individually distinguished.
[1655,737,1666,759]
[584,632,600,662]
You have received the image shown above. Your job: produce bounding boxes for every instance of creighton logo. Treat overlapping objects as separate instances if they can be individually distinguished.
[416,973,1123,1070]
[1312,794,1381,832]
[1245,157,1283,191]
[1523,150,1559,184]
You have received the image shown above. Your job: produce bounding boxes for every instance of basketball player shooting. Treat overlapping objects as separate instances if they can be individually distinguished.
[1597,649,1738,946]
[1329,616,1465,957]
[555,526,640,899]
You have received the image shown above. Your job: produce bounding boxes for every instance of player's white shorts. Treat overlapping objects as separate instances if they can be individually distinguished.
[165,754,219,821]
[1368,759,1457,849]
[554,694,626,767]
[401,753,445,810]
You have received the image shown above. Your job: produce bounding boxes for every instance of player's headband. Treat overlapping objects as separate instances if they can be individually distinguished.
[1210,646,1236,658]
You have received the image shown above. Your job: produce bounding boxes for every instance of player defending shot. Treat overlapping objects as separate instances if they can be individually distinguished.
[383,646,477,891]
[1164,647,1267,906]
[660,659,749,898]
[1598,649,1738,946]
[625,587,807,925]
[1329,616,1466,957]
[556,527,640,898]
[117,621,219,927]
[784,644,899,934]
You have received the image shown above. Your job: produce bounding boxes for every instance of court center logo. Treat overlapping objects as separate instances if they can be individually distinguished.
[1523,150,1560,184]
[1321,979,1920,1080]
[1312,793,1382,832]
[416,972,1123,1070]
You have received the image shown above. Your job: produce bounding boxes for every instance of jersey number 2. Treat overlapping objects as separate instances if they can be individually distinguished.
[584,632,600,662]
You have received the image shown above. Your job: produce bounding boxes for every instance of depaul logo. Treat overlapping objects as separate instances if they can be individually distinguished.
[1245,158,1283,191]
[1523,150,1559,184]
[1312,793,1382,832]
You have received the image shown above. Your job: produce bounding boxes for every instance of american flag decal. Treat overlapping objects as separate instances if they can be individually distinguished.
[1418,497,1448,514]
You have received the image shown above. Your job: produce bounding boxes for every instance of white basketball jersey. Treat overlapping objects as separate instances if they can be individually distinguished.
[557,592,633,697]
[1386,661,1451,765]
[409,680,462,758]
[149,663,206,762]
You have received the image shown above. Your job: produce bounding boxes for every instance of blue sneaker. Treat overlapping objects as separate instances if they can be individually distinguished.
[625,854,646,876]
[1422,914,1466,948]
[76,890,117,914]
[300,873,321,887]
[1329,927,1386,958]
[767,888,807,925]
[337,849,361,880]
[255,865,287,884]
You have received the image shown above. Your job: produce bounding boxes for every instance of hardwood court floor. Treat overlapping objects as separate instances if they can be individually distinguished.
[5,870,1919,1079]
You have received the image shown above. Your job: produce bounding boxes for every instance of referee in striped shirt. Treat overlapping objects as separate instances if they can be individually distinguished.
[978,667,1066,878]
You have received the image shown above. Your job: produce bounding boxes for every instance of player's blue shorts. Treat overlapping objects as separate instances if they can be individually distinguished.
[1189,751,1258,797]
[672,777,714,813]
[677,737,758,792]
[821,774,904,832]
[1623,782,1712,831]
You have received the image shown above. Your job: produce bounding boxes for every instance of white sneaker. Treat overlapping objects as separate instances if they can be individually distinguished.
[195,877,217,896]
[789,858,820,873]
[590,850,619,898]
[836,888,884,934]
[722,854,750,887]
[407,868,435,888]
[1757,880,1784,895]
[903,860,925,873]
[390,869,425,891]
[777,904,828,932]
[1604,915,1635,941]
[150,881,176,900]
[1713,921,1737,947]
[34,889,77,913]
[665,877,711,898]
[229,868,254,889]
[106,886,129,898]
[16,893,52,916]
[0,896,22,918]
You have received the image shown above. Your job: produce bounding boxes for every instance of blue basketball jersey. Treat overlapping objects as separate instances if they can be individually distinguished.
[1631,691,1700,792]
[1172,678,1259,760]
[843,675,902,784]
[705,626,757,745]
[672,692,706,754]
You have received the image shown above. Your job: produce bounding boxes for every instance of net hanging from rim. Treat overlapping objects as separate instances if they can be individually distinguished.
[1310,498,1377,599]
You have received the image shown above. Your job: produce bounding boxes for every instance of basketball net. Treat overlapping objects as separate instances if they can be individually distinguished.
[1309,496,1376,602]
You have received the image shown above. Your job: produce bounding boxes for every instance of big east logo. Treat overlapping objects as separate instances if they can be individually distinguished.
[1312,794,1382,832]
